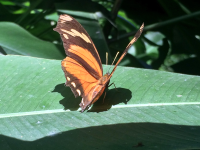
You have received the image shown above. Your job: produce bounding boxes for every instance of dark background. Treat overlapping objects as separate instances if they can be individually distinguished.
[1,0,200,75]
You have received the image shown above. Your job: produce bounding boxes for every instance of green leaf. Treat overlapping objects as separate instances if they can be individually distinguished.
[0,22,65,59]
[55,0,109,20]
[0,55,200,149]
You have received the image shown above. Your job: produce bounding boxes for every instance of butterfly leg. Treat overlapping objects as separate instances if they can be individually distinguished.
[108,83,119,92]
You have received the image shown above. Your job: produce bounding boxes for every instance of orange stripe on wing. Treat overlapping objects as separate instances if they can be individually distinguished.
[68,45,102,78]
[62,57,97,83]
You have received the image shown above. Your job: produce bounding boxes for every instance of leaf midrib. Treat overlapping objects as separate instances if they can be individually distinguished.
[0,102,199,118]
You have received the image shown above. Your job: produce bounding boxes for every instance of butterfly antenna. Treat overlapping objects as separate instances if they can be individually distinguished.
[106,52,108,65]
[107,52,119,73]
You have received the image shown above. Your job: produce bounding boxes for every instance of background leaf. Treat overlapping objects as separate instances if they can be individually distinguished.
[0,22,64,59]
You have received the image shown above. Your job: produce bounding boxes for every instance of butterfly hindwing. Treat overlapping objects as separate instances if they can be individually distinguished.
[62,57,106,111]
[62,57,98,98]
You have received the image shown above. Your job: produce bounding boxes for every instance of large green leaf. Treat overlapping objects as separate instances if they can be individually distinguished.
[0,55,200,150]
[0,22,65,59]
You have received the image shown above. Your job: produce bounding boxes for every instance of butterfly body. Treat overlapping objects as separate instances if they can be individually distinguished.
[54,14,144,112]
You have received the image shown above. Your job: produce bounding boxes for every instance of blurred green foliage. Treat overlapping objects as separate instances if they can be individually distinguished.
[0,0,200,75]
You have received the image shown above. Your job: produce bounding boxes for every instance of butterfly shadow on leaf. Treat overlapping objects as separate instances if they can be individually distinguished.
[52,83,81,111]
[52,83,132,112]
[88,87,132,113]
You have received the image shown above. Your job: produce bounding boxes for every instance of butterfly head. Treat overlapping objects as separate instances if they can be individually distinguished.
[100,73,110,84]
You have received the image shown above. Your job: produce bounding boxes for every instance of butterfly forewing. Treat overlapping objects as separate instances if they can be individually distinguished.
[53,14,103,79]
[108,23,144,79]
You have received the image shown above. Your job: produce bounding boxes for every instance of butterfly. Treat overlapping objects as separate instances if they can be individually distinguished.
[54,14,144,112]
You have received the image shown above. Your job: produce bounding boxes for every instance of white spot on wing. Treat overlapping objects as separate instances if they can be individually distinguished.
[63,34,68,39]
[67,77,70,81]
[81,98,84,106]
[71,82,76,88]
[60,29,91,43]
[76,89,81,96]
[60,15,73,23]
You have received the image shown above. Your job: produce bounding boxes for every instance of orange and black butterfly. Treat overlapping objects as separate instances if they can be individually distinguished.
[54,14,144,112]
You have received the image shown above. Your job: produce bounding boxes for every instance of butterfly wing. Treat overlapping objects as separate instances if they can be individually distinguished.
[54,14,104,112]
[81,21,143,111]
[108,23,144,79]
[62,57,101,107]
[83,23,144,111]
[86,23,144,108]
[54,14,103,79]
